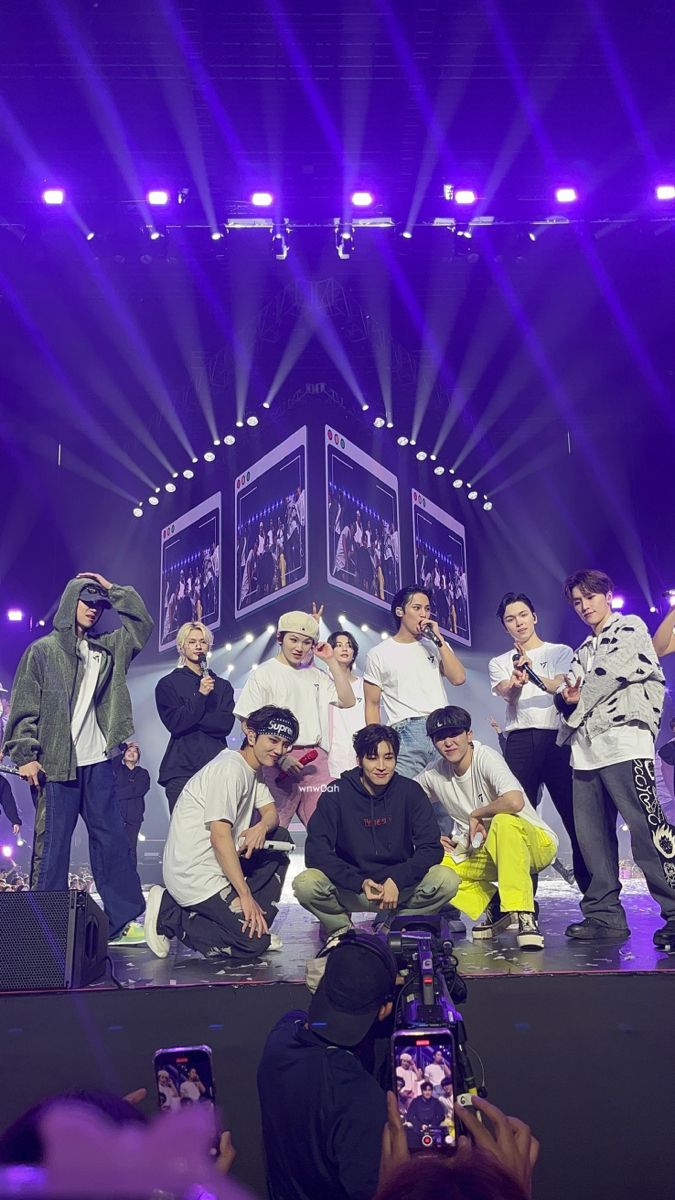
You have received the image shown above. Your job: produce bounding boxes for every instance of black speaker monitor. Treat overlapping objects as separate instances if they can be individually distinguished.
[0,891,109,991]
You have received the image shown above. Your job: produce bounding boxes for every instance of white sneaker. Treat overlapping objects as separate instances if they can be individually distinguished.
[515,911,544,951]
[144,885,171,959]
[268,933,283,952]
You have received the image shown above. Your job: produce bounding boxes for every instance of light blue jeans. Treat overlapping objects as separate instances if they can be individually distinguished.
[394,717,453,836]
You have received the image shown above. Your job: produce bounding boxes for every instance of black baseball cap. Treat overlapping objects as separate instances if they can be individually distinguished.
[308,932,397,1047]
[79,583,111,608]
[426,706,472,740]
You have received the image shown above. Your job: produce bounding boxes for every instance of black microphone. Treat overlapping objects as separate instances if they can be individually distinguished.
[197,653,210,679]
[421,622,443,648]
[512,653,547,693]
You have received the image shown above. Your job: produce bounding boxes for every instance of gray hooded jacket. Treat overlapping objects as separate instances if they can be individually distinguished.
[2,579,153,782]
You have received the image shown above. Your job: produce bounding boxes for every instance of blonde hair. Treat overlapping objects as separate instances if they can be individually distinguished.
[176,621,214,666]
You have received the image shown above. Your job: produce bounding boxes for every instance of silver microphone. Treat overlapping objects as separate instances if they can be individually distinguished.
[197,653,210,679]
[421,622,443,648]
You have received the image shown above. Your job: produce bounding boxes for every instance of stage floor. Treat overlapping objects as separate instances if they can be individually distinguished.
[106,874,675,990]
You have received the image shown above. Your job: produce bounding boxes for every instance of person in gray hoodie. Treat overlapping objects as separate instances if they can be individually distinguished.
[2,572,153,938]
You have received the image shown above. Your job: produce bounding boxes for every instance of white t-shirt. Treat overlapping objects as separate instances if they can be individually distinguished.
[568,636,655,770]
[327,674,365,777]
[71,640,107,767]
[415,741,558,857]
[163,750,274,907]
[364,638,450,724]
[488,642,573,733]
[234,658,340,751]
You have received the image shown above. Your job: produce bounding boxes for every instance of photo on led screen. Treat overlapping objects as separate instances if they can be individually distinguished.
[326,426,401,611]
[159,493,221,653]
[412,489,470,646]
[235,426,307,619]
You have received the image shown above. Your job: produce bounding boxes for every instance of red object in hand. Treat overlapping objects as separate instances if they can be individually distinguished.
[276,748,318,785]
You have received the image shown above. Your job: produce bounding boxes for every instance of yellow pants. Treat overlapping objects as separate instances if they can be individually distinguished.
[442,813,557,919]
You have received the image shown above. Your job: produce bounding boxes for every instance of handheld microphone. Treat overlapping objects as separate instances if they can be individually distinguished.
[421,622,443,648]
[197,652,210,679]
[512,653,547,693]
[276,748,318,784]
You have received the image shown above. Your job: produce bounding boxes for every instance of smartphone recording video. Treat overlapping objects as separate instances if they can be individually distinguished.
[154,1044,216,1114]
[392,1028,456,1153]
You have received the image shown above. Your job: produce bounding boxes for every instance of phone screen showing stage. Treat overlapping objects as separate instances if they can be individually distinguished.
[154,1045,216,1113]
[392,1029,456,1153]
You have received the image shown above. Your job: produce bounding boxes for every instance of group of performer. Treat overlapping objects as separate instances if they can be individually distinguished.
[1,569,674,959]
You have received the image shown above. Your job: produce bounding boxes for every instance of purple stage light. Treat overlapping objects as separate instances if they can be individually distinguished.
[7,609,23,622]
[42,188,65,206]
[555,187,578,204]
[454,189,477,205]
[1,845,12,859]
[351,191,374,207]
[610,596,625,610]
[655,184,675,201]
[250,192,274,207]
[147,190,170,206]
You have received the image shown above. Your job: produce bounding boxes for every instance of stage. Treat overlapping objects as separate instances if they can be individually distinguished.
[1,871,674,1200]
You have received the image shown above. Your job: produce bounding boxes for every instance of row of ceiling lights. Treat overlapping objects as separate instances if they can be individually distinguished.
[372,417,493,510]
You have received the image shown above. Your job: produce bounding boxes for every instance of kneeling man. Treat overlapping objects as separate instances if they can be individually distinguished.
[293,723,457,937]
[144,706,299,960]
[416,706,558,950]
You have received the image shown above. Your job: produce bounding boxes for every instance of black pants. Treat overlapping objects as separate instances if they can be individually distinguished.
[123,821,142,867]
[158,829,293,959]
[165,778,190,815]
[505,728,591,892]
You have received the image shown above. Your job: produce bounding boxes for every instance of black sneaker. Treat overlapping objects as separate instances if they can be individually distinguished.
[552,858,576,887]
[438,903,466,937]
[515,911,544,951]
[565,918,630,942]
[653,920,675,951]
[472,893,514,940]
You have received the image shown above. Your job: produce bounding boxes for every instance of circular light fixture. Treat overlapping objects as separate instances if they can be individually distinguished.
[434,465,445,475]
[132,506,143,517]
[213,438,221,446]
[165,482,176,493]
[397,436,409,446]
[236,419,244,428]
[386,420,394,428]
[401,230,413,239]
[203,451,216,462]
[416,450,427,461]
[223,434,236,446]
[373,417,386,428]
[244,633,254,644]
[380,631,389,639]
[468,489,478,500]
[183,469,194,479]
[452,478,463,489]
[429,454,437,462]
[361,403,369,411]
[360,624,370,632]
[246,415,259,427]
[483,500,493,511]
[266,624,275,634]
[191,456,198,464]
[148,495,159,505]
[225,643,232,651]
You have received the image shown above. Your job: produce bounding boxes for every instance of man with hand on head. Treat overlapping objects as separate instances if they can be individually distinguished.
[144,705,298,961]
[293,723,456,938]
[235,609,355,826]
[326,629,365,779]
[416,706,558,949]
[1,572,152,941]
[155,621,235,814]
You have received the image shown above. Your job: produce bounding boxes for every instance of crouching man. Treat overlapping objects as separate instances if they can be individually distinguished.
[144,706,299,960]
[293,723,457,937]
[416,707,559,950]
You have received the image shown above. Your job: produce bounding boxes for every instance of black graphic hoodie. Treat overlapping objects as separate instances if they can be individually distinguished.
[305,768,443,898]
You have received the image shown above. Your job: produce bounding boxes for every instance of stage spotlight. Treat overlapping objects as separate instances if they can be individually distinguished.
[213,438,221,446]
[246,415,259,427]
[138,833,146,843]
[223,434,236,446]
[373,417,386,428]
[434,466,445,475]
[1,845,12,859]
[244,633,254,644]
[149,229,162,241]
[172,471,179,478]
[386,420,394,429]
[203,451,216,462]
[7,609,23,622]
[361,403,369,412]
[251,191,274,207]
[266,625,275,635]
[132,507,143,517]
[262,400,271,409]
[191,456,198,464]
[409,439,416,446]
[455,189,477,205]
[468,489,478,500]
[416,451,427,461]
[655,185,675,201]
[165,482,176,493]
[147,190,170,206]
[555,186,578,203]
[272,223,289,260]
[401,230,413,239]
[37,620,46,628]
[611,596,625,610]
[429,454,437,461]
[351,191,374,207]
[85,231,95,241]
[211,230,224,241]
[236,419,244,428]
[338,614,346,624]
[452,478,463,488]
[225,643,233,652]
[149,496,159,505]
[380,631,389,639]
[397,436,409,446]
[361,624,370,632]
[483,500,493,511]
[227,663,234,673]
[183,469,194,479]
[335,221,354,260]
[42,188,65,205]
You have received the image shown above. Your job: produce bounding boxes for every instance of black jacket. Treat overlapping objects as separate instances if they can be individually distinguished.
[155,667,235,787]
[114,762,151,824]
[305,768,442,896]
[0,776,21,827]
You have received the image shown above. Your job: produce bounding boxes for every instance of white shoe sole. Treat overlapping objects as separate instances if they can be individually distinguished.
[516,934,544,951]
[144,886,171,959]
[472,914,515,940]
[268,933,283,952]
